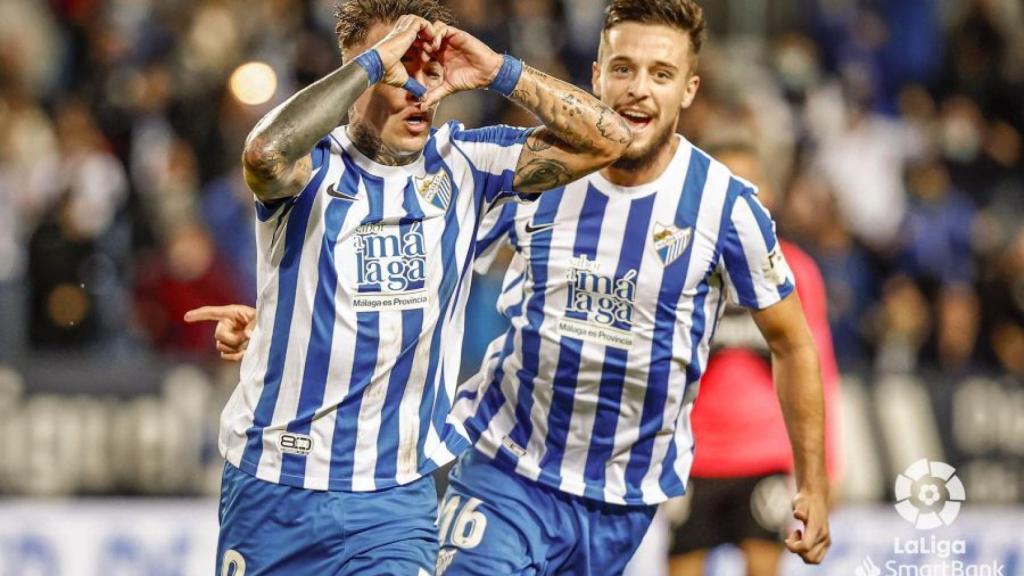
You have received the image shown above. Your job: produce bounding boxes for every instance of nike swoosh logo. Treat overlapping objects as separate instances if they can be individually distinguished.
[326,183,358,201]
[524,222,555,234]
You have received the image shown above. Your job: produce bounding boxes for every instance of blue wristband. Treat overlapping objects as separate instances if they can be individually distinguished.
[353,49,385,85]
[489,55,523,97]
[403,77,427,99]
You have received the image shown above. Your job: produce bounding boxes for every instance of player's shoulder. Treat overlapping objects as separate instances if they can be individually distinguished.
[779,240,823,286]
[683,139,758,202]
[446,121,532,146]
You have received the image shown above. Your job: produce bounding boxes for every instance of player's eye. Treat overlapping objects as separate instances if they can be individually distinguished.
[613,65,630,75]
[655,70,673,81]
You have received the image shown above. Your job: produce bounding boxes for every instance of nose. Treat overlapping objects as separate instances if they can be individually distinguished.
[627,70,652,101]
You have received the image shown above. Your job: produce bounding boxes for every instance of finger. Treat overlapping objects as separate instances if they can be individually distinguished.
[216,341,243,355]
[813,538,831,559]
[215,325,248,348]
[184,306,232,323]
[792,505,809,524]
[431,21,449,52]
[221,351,245,362]
[785,529,810,554]
[239,306,257,323]
[405,15,433,40]
[215,319,249,346]
[442,25,467,49]
[804,541,829,564]
[417,20,437,42]
[420,85,450,108]
[800,516,822,545]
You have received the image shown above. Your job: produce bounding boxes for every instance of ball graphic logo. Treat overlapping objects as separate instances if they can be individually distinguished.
[894,459,965,530]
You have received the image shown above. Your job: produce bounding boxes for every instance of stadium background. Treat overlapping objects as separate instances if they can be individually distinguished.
[0,0,1022,574]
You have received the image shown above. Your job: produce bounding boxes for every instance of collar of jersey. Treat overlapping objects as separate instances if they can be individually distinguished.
[589,134,690,199]
[333,126,427,177]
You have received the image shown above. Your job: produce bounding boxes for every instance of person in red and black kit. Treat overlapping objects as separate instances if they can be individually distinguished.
[668,141,842,576]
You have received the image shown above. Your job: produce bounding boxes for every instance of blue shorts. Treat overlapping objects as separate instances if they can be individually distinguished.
[438,449,656,576]
[217,462,436,576]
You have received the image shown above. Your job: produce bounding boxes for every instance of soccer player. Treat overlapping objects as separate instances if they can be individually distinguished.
[666,139,842,576]
[440,1,831,573]
[187,0,631,574]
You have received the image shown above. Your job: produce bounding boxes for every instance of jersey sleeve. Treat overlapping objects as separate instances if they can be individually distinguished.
[449,123,536,210]
[473,202,517,274]
[252,137,332,223]
[720,186,796,310]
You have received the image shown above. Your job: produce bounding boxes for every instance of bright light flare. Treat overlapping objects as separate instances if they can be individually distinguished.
[229,62,277,106]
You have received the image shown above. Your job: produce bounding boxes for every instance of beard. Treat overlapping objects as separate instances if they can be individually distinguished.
[611,120,676,172]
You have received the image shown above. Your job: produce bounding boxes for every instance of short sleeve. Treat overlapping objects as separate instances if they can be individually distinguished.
[449,123,536,208]
[473,202,517,274]
[720,187,796,310]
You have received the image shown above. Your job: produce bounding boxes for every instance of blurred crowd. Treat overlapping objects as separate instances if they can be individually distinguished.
[0,0,1022,380]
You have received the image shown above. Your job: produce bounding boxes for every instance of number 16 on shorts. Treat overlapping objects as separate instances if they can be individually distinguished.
[439,495,488,549]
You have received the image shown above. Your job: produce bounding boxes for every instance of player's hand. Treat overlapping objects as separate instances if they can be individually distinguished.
[785,490,831,564]
[372,15,438,92]
[183,305,257,362]
[420,22,503,108]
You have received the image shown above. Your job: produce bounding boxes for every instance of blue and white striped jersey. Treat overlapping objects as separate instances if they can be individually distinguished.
[220,121,532,491]
[452,136,796,506]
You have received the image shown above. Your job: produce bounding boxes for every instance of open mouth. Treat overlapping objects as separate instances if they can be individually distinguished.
[619,109,654,131]
[404,112,430,132]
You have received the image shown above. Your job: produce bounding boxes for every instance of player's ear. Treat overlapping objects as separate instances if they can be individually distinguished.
[591,61,602,99]
[680,74,700,110]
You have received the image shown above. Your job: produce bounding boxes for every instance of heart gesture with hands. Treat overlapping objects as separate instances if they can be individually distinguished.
[369,14,440,93]
[419,22,504,108]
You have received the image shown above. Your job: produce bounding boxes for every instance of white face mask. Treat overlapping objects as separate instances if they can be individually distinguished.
[940,113,982,163]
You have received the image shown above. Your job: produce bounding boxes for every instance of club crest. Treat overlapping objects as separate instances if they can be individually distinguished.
[653,222,693,266]
[414,171,452,211]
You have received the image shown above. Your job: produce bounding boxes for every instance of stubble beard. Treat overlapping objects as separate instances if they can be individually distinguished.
[611,120,676,172]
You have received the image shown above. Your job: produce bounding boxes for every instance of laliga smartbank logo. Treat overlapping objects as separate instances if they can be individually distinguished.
[855,459,1006,576]
[894,459,965,530]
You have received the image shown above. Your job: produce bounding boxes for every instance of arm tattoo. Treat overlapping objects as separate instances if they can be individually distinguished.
[596,107,632,145]
[506,65,632,193]
[515,157,574,191]
[243,61,372,198]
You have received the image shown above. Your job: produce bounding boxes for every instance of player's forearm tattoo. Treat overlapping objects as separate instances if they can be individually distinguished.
[242,61,372,198]
[516,158,574,190]
[507,65,631,192]
[509,66,628,151]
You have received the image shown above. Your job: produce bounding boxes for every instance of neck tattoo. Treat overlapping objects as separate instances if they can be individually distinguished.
[348,122,418,167]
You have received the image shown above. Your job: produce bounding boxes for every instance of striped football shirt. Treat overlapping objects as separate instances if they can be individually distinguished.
[220,121,532,491]
[451,135,796,505]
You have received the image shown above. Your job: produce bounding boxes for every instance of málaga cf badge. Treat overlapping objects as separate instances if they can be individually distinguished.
[653,222,693,266]
[414,171,452,211]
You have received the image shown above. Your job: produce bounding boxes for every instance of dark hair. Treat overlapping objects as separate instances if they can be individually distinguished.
[334,0,455,52]
[602,0,706,66]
